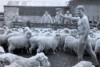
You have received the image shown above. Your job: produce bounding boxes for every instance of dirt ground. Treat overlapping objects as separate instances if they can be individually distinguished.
[18,51,100,67]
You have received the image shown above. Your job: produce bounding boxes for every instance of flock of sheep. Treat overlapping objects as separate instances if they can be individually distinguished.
[0,26,100,67]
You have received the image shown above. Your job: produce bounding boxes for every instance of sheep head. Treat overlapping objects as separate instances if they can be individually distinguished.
[63,28,70,34]
[73,61,94,67]
[24,27,31,33]
[70,29,79,38]
[35,52,50,67]
[89,31,96,38]
[25,31,32,39]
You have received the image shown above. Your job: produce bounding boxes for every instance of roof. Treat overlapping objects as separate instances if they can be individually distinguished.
[6,0,71,7]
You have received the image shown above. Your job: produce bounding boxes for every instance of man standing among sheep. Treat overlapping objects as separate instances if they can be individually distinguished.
[60,5,99,67]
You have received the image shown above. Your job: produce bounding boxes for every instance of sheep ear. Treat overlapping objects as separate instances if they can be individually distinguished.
[46,56,48,60]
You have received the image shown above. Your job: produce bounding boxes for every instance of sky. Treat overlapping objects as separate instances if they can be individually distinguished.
[0,0,71,12]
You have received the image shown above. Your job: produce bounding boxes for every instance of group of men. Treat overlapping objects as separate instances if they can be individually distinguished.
[41,10,72,24]
[26,5,100,67]
[41,5,100,67]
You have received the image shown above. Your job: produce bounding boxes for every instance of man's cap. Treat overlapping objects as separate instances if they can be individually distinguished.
[76,5,85,12]
[56,8,61,11]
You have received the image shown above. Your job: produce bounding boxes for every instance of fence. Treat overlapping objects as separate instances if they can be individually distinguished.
[12,21,78,29]
[11,21,97,29]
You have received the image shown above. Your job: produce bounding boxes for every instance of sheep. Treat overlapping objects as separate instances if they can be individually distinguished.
[58,28,70,51]
[3,53,50,67]
[29,32,60,54]
[63,35,79,53]
[29,36,46,54]
[88,35,100,50]
[94,39,100,54]
[0,29,12,46]
[0,28,5,34]
[72,61,95,67]
[0,46,5,54]
[24,27,31,33]
[0,53,24,65]
[64,29,100,53]
[37,33,60,54]
[17,28,24,33]
[70,29,79,39]
[8,31,32,53]
[88,31,100,50]
[16,52,50,67]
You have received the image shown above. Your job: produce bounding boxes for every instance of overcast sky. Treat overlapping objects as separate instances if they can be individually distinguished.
[0,0,70,12]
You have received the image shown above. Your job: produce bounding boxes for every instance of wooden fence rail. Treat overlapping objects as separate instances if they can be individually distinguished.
[12,21,97,29]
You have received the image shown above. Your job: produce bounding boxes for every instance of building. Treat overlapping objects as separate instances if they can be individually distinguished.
[69,0,100,23]
[0,12,4,21]
[4,0,70,28]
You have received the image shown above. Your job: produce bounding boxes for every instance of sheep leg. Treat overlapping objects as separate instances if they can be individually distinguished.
[55,49,58,52]
[86,42,99,66]
[52,49,56,55]
[8,45,15,53]
[0,60,5,67]
[29,44,35,54]
[63,45,66,52]
[25,48,29,54]
[37,42,45,53]
[37,47,44,53]
[53,50,56,54]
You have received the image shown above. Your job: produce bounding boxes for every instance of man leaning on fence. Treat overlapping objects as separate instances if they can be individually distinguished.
[41,11,53,23]
[54,8,63,24]
[64,10,72,24]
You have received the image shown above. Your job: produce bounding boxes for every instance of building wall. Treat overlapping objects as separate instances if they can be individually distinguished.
[69,0,100,22]
[4,6,19,28]
[4,6,68,28]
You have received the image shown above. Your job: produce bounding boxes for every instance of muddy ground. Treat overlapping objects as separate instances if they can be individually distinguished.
[18,51,100,67]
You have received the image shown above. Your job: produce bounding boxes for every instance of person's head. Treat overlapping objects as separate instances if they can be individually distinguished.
[56,8,63,14]
[76,5,85,17]
[45,11,49,15]
[56,11,59,15]
[66,10,70,14]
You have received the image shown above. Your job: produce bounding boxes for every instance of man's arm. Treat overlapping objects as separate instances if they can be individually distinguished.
[41,15,45,23]
[48,15,53,23]
[60,13,79,22]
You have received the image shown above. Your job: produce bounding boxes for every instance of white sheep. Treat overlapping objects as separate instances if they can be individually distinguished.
[37,33,60,54]
[0,46,5,54]
[73,61,95,67]
[88,35,100,50]
[20,52,50,67]
[29,36,45,54]
[17,28,24,33]
[94,39,100,54]
[64,35,79,53]
[0,29,13,47]
[8,31,32,53]
[58,29,70,51]
[0,53,24,65]
[70,29,79,39]
[24,27,31,33]
[4,53,50,67]
[88,31,100,50]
